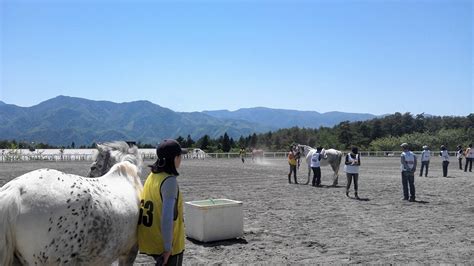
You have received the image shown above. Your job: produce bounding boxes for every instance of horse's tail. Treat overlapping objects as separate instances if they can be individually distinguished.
[0,184,20,265]
[335,151,343,174]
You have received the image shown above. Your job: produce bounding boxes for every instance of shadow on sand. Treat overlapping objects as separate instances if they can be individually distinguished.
[187,237,248,247]
[412,200,429,204]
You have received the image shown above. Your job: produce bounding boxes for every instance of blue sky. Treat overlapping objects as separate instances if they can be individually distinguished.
[1,0,472,116]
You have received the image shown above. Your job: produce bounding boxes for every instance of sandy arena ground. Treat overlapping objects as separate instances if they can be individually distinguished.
[1,156,473,264]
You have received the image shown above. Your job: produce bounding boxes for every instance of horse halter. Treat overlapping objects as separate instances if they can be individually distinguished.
[100,151,112,175]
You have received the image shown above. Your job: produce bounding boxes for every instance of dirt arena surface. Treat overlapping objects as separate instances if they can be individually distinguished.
[1,156,473,264]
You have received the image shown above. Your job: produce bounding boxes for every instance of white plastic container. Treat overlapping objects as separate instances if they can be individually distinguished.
[185,199,243,242]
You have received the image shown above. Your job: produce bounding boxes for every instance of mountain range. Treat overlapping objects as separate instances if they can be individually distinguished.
[0,96,377,146]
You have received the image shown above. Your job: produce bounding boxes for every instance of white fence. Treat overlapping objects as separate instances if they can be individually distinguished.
[0,149,457,163]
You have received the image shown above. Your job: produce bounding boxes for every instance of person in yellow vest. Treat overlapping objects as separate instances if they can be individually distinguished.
[138,139,188,265]
[288,146,298,184]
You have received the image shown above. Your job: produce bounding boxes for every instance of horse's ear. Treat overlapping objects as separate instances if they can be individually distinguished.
[96,143,104,151]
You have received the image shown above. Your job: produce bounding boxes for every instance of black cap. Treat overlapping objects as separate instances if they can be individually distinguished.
[156,139,188,159]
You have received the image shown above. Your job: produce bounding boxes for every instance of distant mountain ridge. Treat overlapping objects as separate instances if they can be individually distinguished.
[0,96,377,146]
[203,107,376,129]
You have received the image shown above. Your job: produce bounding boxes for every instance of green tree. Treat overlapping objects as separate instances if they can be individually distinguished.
[176,136,185,147]
[186,135,195,148]
[222,132,231,152]
[198,135,210,151]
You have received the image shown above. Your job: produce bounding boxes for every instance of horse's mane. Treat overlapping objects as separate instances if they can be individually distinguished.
[93,141,143,174]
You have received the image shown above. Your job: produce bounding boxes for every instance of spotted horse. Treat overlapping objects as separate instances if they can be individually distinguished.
[0,141,143,265]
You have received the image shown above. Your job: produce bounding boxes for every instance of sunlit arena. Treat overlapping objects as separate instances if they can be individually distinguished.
[1,154,473,264]
[2,0,472,265]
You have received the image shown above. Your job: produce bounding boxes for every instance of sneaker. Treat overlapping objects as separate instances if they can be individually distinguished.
[346,191,350,197]
[409,198,416,202]
[401,197,409,201]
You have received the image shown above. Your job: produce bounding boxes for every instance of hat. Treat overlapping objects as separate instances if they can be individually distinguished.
[422,145,428,149]
[400,143,409,148]
[156,139,188,159]
[440,145,446,150]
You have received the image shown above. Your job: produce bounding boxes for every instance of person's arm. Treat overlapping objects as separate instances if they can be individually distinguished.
[356,155,361,166]
[412,154,417,173]
[344,154,351,165]
[401,154,407,171]
[160,176,178,263]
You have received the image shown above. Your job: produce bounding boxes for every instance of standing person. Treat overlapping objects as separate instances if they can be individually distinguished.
[464,144,473,172]
[456,145,464,170]
[288,147,298,184]
[138,139,188,266]
[439,145,450,177]
[344,146,361,199]
[419,145,431,177]
[400,143,417,202]
[310,146,323,187]
[239,147,246,163]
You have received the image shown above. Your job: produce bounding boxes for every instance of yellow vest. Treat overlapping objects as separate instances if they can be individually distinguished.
[137,172,185,255]
[288,152,297,166]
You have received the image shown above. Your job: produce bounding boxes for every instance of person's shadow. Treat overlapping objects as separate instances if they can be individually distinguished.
[346,196,370,201]
[411,199,429,204]
[187,237,248,247]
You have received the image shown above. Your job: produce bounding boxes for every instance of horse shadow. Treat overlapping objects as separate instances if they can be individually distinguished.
[187,237,248,247]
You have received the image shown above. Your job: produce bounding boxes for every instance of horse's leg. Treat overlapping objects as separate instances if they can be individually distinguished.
[331,157,341,186]
[118,244,138,266]
[305,165,310,185]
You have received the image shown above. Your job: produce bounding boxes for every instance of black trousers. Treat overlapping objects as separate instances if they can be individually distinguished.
[311,167,321,186]
[288,164,297,183]
[442,161,449,177]
[152,252,184,266]
[458,158,463,170]
[465,158,473,172]
[419,161,429,177]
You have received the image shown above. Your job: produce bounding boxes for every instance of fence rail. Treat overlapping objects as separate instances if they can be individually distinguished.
[0,149,458,163]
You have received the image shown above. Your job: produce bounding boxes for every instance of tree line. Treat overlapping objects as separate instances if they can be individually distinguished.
[1,113,472,152]
[178,113,474,152]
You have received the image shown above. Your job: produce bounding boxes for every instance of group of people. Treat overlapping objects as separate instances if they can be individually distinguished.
[288,143,474,203]
[287,144,361,199]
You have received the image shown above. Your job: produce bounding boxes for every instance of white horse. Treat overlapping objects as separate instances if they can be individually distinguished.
[297,144,343,186]
[0,141,143,265]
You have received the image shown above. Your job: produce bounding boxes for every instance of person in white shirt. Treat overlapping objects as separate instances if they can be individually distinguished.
[456,145,464,170]
[439,145,450,177]
[464,144,473,172]
[419,145,431,177]
[400,143,417,202]
[310,146,323,187]
[344,146,361,199]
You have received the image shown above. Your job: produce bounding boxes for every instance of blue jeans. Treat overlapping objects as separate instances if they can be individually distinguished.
[419,161,429,176]
[401,171,415,200]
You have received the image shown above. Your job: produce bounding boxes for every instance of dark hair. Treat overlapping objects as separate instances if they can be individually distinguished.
[351,147,359,154]
[149,156,179,175]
